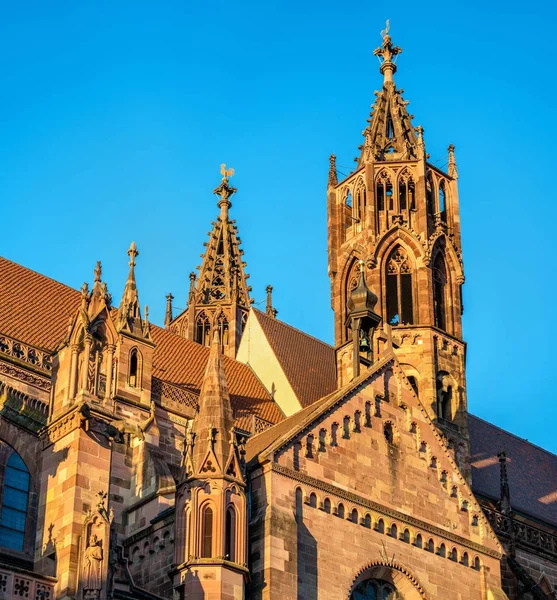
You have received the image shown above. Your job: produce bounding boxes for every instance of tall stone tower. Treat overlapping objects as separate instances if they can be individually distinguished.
[328,27,469,474]
[168,166,252,358]
[173,331,248,599]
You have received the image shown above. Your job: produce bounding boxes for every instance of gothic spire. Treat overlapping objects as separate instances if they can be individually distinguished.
[85,261,111,317]
[359,23,418,165]
[191,166,251,309]
[164,293,174,329]
[265,285,278,318]
[192,329,235,474]
[117,242,149,338]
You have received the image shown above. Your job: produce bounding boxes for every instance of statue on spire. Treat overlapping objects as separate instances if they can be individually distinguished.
[214,163,237,217]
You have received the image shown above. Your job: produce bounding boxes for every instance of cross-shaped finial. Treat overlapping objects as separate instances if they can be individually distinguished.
[373,21,402,84]
[94,261,102,283]
[127,241,139,267]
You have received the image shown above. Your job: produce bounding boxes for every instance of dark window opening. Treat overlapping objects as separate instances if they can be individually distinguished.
[386,247,414,325]
[433,254,447,331]
[439,181,447,219]
[129,349,139,388]
[201,506,213,558]
[225,507,236,562]
[390,523,398,538]
[426,174,435,217]
[350,579,402,600]
[384,423,394,445]
[196,313,211,347]
[399,181,407,211]
[345,190,352,208]
[0,452,30,552]
[386,115,394,140]
[216,236,224,256]
[386,183,394,210]
[377,183,384,211]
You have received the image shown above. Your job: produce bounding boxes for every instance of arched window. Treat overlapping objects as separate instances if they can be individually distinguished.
[426,172,435,218]
[398,171,415,213]
[436,372,453,421]
[433,253,447,331]
[323,498,331,514]
[201,506,213,558]
[415,533,423,548]
[376,173,392,212]
[217,313,229,347]
[337,503,345,519]
[224,506,236,562]
[438,543,446,558]
[384,422,394,445]
[345,190,353,208]
[426,538,434,553]
[129,348,140,388]
[390,523,398,539]
[0,451,30,551]
[196,312,211,347]
[439,181,447,219]
[386,247,414,325]
[350,579,403,599]
[376,519,385,534]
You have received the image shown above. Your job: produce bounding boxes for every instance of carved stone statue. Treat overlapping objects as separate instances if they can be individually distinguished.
[83,534,103,600]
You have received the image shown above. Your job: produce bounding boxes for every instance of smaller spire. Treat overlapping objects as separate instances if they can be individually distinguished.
[416,125,426,159]
[87,261,111,315]
[165,293,174,329]
[117,241,147,336]
[448,144,458,179]
[214,164,237,220]
[188,272,196,306]
[265,285,278,319]
[328,154,338,187]
[373,20,402,85]
[192,328,235,474]
[497,450,512,515]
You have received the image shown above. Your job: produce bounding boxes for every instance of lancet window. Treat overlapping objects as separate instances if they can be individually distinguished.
[433,253,447,331]
[224,505,236,562]
[386,247,414,325]
[217,313,229,348]
[439,180,447,219]
[195,312,211,347]
[0,450,30,552]
[426,172,435,219]
[351,579,402,600]
[398,170,415,212]
[201,505,213,558]
[376,172,393,212]
[129,348,141,388]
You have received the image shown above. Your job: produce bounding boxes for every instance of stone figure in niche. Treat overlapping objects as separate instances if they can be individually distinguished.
[83,534,103,599]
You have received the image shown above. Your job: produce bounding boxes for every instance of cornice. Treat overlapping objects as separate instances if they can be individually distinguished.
[0,358,51,391]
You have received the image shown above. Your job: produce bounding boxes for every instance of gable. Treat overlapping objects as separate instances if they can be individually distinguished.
[236,310,302,416]
[251,309,337,408]
[261,355,501,557]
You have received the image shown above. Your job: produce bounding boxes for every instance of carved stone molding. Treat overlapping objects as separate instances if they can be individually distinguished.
[0,360,51,391]
[270,463,500,559]
[0,334,53,373]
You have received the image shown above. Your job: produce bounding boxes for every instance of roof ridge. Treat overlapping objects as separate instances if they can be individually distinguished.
[0,255,80,296]
[253,308,334,349]
[469,413,557,461]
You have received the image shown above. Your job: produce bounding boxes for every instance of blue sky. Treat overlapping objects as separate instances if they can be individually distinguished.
[1,1,556,453]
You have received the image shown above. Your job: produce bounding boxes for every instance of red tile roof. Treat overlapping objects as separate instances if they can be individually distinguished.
[0,256,283,427]
[253,309,337,408]
[469,414,557,527]
[0,256,81,350]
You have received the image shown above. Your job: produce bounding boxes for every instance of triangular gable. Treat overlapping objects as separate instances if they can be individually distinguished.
[250,351,502,557]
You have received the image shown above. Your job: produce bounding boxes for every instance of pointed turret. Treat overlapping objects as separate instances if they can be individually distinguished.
[117,242,150,339]
[169,166,252,357]
[164,293,174,329]
[265,285,278,318]
[192,330,235,475]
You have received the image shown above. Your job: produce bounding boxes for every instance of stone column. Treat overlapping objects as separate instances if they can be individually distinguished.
[68,344,80,401]
[81,334,92,392]
[104,345,116,401]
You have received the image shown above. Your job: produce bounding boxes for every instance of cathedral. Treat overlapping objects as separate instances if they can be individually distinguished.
[1,28,556,600]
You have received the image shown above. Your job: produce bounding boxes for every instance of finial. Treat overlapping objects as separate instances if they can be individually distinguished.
[266,285,278,318]
[94,261,102,283]
[328,154,338,187]
[188,272,196,305]
[497,450,512,515]
[448,144,458,179]
[373,20,402,84]
[128,241,139,267]
[415,125,426,158]
[214,165,237,218]
[165,293,174,329]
